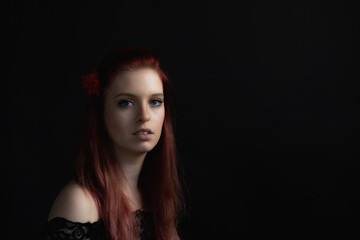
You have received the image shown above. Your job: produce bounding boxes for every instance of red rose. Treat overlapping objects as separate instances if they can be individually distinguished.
[81,69,100,96]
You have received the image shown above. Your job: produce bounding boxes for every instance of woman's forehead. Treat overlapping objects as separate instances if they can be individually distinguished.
[107,68,163,96]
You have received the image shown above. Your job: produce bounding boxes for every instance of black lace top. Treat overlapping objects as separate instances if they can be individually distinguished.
[43,209,154,240]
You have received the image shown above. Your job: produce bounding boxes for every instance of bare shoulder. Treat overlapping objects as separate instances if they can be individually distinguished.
[48,179,99,223]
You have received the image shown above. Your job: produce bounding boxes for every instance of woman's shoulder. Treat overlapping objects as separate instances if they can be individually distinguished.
[47,179,99,223]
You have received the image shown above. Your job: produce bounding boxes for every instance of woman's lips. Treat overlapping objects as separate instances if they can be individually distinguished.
[133,128,153,140]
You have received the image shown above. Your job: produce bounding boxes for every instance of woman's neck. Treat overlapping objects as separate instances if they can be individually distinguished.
[113,148,146,210]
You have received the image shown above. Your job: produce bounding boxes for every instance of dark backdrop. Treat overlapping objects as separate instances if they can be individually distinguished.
[2,0,359,239]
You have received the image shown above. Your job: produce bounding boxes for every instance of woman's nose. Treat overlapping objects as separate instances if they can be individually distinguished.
[137,104,150,122]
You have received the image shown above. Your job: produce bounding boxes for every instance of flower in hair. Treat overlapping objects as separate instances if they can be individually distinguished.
[81,69,100,96]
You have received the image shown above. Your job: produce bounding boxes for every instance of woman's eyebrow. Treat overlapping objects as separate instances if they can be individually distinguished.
[114,93,164,98]
[114,93,136,98]
[151,93,164,98]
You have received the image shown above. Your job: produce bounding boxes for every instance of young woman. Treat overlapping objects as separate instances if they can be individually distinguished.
[44,46,184,240]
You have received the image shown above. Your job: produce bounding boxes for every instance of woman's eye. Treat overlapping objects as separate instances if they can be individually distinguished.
[118,100,133,107]
[150,99,163,106]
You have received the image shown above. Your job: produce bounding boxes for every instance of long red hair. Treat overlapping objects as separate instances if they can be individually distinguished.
[75,46,183,240]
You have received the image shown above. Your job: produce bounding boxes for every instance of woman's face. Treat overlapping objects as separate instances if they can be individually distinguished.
[104,68,165,157]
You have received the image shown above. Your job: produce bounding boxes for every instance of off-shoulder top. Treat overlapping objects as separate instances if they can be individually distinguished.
[43,209,154,240]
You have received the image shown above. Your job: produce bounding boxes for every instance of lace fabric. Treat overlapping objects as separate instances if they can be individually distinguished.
[44,217,104,240]
[43,210,154,240]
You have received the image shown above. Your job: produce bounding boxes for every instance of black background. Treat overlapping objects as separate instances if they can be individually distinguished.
[2,0,360,239]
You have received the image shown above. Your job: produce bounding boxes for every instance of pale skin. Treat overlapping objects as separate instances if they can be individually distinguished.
[48,68,165,223]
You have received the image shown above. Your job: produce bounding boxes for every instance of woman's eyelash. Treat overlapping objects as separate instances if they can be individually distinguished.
[118,100,133,107]
[150,99,164,106]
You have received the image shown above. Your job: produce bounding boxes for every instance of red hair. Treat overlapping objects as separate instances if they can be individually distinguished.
[75,46,183,239]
